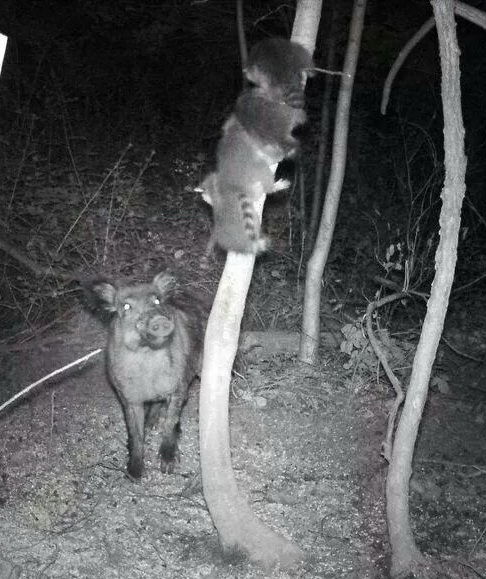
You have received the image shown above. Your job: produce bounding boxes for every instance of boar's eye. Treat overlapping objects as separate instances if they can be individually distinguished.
[123,302,131,311]
[153,296,161,306]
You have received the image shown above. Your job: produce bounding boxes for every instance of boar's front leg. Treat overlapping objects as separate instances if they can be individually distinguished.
[123,402,145,479]
[145,401,163,430]
[159,386,187,474]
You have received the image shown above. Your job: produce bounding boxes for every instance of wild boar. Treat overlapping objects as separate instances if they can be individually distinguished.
[87,271,206,479]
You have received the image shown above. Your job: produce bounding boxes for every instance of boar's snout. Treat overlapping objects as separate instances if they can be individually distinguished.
[135,310,175,349]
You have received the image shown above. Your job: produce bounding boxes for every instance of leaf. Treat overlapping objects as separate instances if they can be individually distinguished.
[431,374,450,394]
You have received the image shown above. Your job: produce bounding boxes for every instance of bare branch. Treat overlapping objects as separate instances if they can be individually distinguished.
[381,2,486,115]
[0,349,102,414]
[455,1,486,30]
[365,291,409,461]
[0,236,70,280]
[381,17,435,115]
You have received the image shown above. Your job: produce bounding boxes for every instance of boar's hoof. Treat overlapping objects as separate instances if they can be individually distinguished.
[160,444,180,474]
[127,457,144,480]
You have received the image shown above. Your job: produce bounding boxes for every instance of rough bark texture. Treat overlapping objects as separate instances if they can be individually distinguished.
[300,0,367,365]
[386,1,467,577]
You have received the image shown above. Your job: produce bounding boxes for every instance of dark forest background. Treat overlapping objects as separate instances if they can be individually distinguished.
[0,0,486,340]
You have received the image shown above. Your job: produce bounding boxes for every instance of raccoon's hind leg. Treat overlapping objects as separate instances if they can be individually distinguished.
[195,174,219,266]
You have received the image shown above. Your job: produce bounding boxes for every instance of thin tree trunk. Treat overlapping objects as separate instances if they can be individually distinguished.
[299,0,367,365]
[200,249,303,569]
[308,0,338,246]
[199,0,322,569]
[386,1,467,576]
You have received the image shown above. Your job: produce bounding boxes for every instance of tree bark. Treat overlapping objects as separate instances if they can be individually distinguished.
[199,0,322,569]
[200,251,303,568]
[299,0,367,365]
[386,1,467,576]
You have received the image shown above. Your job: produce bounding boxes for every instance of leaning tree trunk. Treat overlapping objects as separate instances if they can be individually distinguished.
[386,1,467,577]
[308,0,338,247]
[199,0,321,569]
[299,0,367,365]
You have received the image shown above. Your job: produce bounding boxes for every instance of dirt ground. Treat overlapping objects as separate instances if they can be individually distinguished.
[0,305,485,579]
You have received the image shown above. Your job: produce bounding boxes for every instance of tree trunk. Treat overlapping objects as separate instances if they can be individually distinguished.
[386,1,467,576]
[299,0,367,365]
[308,0,338,247]
[199,0,322,569]
[199,251,303,569]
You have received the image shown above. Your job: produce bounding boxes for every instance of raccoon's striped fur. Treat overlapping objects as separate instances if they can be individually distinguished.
[198,165,290,255]
[198,173,267,254]
[197,64,309,256]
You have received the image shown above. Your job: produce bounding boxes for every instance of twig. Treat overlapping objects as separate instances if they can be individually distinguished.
[457,560,486,579]
[381,2,486,115]
[311,66,345,77]
[453,270,486,294]
[469,526,486,558]
[0,236,71,280]
[381,17,435,115]
[372,275,429,300]
[442,336,482,362]
[365,291,409,461]
[109,149,156,239]
[416,458,486,472]
[56,143,133,253]
[0,349,103,414]
[373,276,483,363]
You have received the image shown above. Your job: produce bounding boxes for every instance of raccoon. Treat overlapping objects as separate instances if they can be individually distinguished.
[198,172,267,254]
[198,164,290,255]
[244,38,314,109]
[232,88,307,158]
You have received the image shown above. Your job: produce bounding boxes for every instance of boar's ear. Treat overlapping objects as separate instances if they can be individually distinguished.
[92,282,117,310]
[152,272,178,297]
[83,280,117,314]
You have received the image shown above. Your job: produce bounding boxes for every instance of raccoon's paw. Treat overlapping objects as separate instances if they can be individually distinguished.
[273,178,291,192]
[225,236,269,255]
[200,191,212,206]
[255,236,270,254]
[195,172,217,206]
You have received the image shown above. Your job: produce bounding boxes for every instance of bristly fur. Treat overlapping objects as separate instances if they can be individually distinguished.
[85,271,208,479]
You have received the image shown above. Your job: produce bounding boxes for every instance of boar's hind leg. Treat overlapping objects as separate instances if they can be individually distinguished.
[159,388,186,474]
[124,403,145,479]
